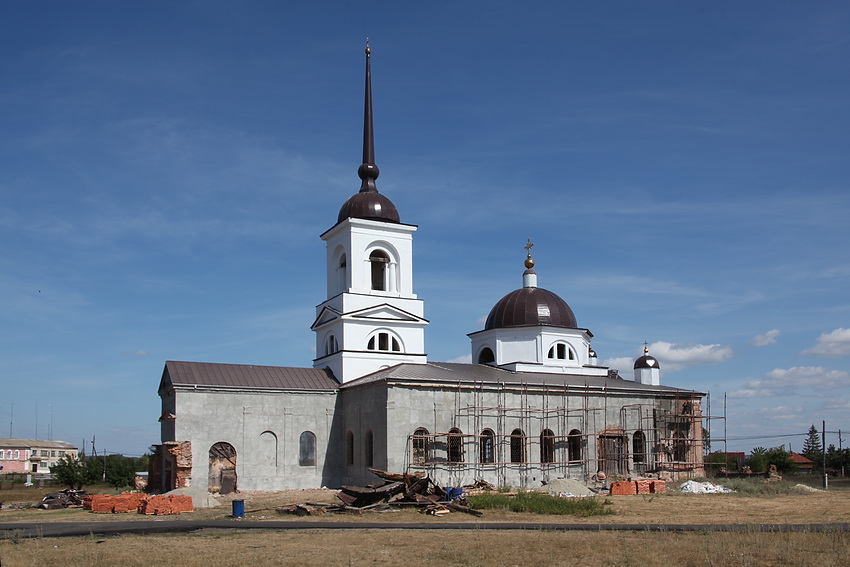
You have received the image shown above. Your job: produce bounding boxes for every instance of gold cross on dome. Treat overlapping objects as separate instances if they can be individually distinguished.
[524,238,534,255]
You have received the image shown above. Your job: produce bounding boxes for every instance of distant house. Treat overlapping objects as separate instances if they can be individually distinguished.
[0,439,79,474]
[789,452,814,472]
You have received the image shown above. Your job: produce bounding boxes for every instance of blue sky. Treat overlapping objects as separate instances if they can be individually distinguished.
[1,1,848,457]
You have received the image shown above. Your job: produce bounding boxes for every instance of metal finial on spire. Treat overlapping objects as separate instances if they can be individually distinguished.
[643,341,649,354]
[524,238,535,269]
[357,39,379,193]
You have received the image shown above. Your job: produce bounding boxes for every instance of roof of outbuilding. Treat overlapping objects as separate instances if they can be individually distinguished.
[0,439,77,449]
[160,361,340,393]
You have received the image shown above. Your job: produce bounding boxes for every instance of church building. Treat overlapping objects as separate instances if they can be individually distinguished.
[151,47,705,493]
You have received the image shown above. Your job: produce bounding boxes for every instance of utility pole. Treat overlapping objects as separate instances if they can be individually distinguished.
[822,420,828,489]
[8,402,13,438]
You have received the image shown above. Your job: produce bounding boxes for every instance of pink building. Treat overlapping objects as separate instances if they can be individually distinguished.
[0,439,78,474]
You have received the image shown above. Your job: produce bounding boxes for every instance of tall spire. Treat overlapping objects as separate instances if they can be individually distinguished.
[336,42,400,224]
[358,40,379,193]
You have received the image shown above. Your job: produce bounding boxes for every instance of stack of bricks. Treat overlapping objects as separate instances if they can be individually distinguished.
[84,492,194,515]
[138,494,194,515]
[609,480,667,495]
[609,481,636,495]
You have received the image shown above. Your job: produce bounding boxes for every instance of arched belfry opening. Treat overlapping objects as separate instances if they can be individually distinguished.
[370,249,390,291]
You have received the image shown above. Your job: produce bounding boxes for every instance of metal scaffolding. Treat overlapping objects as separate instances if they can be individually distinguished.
[403,381,723,484]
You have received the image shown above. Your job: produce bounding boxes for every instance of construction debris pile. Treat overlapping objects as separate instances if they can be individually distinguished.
[276,468,482,517]
[37,489,87,509]
[83,492,194,515]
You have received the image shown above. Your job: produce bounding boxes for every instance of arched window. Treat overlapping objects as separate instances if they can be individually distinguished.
[547,343,575,361]
[540,429,555,463]
[324,334,338,357]
[480,429,495,464]
[633,430,646,464]
[367,331,402,352]
[13,450,20,460]
[299,431,316,466]
[510,429,525,463]
[370,250,390,291]
[345,430,354,466]
[478,347,495,364]
[412,427,429,465]
[365,430,374,467]
[568,429,582,462]
[447,428,464,463]
[338,253,347,292]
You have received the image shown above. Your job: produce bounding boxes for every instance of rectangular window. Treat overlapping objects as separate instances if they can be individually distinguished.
[41,450,48,457]
[51,450,56,457]
[59,450,65,457]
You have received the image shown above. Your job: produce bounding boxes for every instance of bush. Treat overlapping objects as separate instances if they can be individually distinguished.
[467,492,612,517]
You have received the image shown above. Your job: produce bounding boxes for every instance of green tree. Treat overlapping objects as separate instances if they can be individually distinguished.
[746,446,797,474]
[802,424,822,462]
[50,455,88,489]
[825,444,850,473]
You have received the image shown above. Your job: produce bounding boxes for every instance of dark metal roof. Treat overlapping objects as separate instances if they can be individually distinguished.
[0,439,77,449]
[161,361,340,392]
[634,355,660,370]
[343,362,702,395]
[485,287,578,330]
[337,44,400,225]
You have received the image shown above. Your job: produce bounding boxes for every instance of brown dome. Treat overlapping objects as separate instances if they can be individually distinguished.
[337,189,400,224]
[634,355,660,370]
[485,287,577,330]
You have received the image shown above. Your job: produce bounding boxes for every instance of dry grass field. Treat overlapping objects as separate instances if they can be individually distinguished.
[2,479,849,566]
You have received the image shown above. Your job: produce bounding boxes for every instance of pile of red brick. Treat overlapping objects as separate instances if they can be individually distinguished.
[83,493,194,515]
[609,480,667,495]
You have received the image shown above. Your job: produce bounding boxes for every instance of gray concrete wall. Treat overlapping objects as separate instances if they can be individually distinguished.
[171,387,339,491]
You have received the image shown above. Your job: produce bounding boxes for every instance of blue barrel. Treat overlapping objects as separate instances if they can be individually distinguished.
[232,499,245,518]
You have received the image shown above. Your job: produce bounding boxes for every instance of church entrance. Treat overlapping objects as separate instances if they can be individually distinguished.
[597,430,626,475]
[208,442,237,494]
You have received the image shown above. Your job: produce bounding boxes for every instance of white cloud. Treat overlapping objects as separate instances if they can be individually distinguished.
[802,328,850,357]
[744,366,850,392]
[750,329,780,347]
[121,350,150,357]
[648,341,734,372]
[446,353,472,364]
[601,356,634,373]
[728,389,763,399]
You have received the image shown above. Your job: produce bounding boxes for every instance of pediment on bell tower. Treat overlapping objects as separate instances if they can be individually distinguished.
[310,306,342,330]
[344,303,428,324]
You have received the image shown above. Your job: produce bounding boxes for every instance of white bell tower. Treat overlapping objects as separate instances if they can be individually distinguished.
[311,45,427,382]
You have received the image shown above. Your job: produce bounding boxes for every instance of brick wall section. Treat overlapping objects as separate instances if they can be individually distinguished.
[650,480,666,494]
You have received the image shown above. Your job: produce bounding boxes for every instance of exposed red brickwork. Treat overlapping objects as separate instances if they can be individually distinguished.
[148,441,193,492]
[635,480,652,494]
[650,480,667,494]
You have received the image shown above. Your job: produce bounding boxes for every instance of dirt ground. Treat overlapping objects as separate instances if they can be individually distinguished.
[2,482,849,526]
[2,482,849,566]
